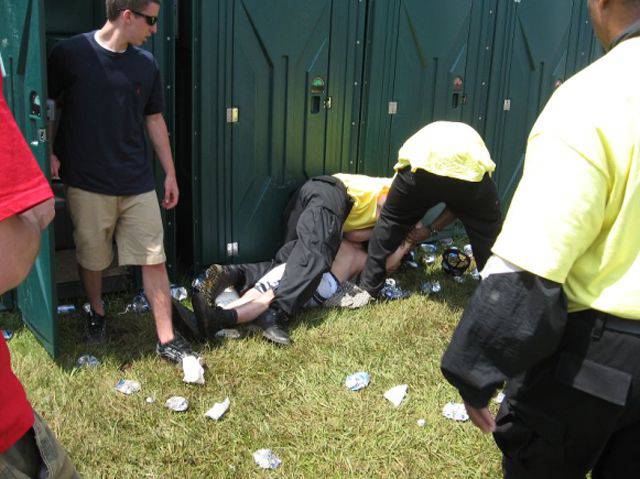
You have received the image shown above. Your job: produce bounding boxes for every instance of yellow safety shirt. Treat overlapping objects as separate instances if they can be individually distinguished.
[333,173,392,232]
[394,121,495,182]
[492,38,640,319]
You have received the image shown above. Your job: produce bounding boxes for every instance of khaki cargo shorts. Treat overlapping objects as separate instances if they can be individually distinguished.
[66,187,166,271]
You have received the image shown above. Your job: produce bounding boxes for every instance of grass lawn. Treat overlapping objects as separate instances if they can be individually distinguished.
[1,246,503,478]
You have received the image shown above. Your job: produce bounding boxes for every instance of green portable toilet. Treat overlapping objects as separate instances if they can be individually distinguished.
[0,0,176,357]
[189,0,367,267]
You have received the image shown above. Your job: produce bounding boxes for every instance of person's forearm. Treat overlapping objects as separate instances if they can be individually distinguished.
[429,208,457,233]
[145,114,175,176]
[0,215,42,294]
[441,270,567,408]
[386,240,412,272]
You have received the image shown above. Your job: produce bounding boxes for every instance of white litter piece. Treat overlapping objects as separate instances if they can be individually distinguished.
[215,328,242,339]
[345,372,371,391]
[493,392,505,404]
[453,275,465,284]
[463,244,474,257]
[170,284,188,301]
[205,397,230,421]
[470,268,481,281]
[215,287,240,307]
[442,402,469,422]
[384,384,408,407]
[182,355,205,385]
[165,396,189,412]
[114,379,141,395]
[77,355,100,368]
[253,449,281,470]
[417,418,426,427]
[145,396,155,404]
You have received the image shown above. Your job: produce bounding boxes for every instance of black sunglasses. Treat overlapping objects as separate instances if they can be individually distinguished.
[129,10,158,26]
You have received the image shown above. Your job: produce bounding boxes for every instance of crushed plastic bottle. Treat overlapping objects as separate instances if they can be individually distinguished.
[420,281,442,295]
[420,242,438,254]
[170,284,188,302]
[165,396,189,412]
[423,254,436,265]
[120,292,149,315]
[114,379,141,395]
[57,304,76,314]
[253,449,282,470]
[493,392,505,404]
[215,329,242,339]
[77,355,100,368]
[380,278,412,301]
[345,371,371,391]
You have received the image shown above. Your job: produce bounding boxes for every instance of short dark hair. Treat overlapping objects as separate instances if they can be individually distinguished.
[106,0,161,22]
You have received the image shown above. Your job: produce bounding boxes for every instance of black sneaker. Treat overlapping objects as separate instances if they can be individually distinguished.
[156,333,201,364]
[248,308,292,347]
[196,264,241,306]
[83,304,107,343]
[192,290,238,339]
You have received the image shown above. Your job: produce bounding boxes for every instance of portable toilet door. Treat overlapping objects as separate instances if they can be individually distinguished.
[0,0,58,357]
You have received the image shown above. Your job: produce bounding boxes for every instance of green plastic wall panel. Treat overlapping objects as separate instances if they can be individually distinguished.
[192,0,364,266]
[1,0,58,357]
[484,0,584,209]
[357,0,496,176]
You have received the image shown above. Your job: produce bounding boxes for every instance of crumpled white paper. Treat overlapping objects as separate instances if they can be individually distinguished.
[165,396,189,412]
[384,384,408,407]
[345,372,370,391]
[205,397,230,421]
[114,379,141,395]
[182,355,205,385]
[442,402,469,422]
[253,449,281,469]
[493,392,505,404]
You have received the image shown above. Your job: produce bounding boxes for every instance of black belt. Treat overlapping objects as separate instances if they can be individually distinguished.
[603,315,640,337]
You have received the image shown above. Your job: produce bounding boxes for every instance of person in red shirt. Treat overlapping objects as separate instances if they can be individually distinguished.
[0,73,78,477]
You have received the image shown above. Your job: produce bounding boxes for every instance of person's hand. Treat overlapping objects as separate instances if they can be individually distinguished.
[163,174,179,209]
[50,153,61,179]
[19,198,55,231]
[464,402,496,433]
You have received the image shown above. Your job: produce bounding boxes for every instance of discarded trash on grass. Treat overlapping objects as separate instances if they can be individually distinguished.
[114,379,141,395]
[420,281,442,295]
[145,397,155,404]
[182,355,205,385]
[453,275,465,284]
[77,355,100,368]
[215,287,240,308]
[205,397,230,421]
[470,268,481,281]
[463,244,474,257]
[493,392,505,404]
[417,418,427,427]
[2,329,13,341]
[57,304,76,314]
[402,251,421,269]
[420,242,438,254]
[120,291,149,315]
[384,384,408,407]
[215,328,242,339]
[423,254,436,265]
[440,237,454,247]
[345,372,371,391]
[165,396,189,412]
[380,278,412,301]
[170,284,188,302]
[253,449,282,470]
[442,402,469,422]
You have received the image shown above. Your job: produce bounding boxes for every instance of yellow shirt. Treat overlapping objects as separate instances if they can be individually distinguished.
[394,121,495,182]
[333,173,392,232]
[492,38,640,319]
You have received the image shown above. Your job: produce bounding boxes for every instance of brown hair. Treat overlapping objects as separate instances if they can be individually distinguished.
[105,0,161,22]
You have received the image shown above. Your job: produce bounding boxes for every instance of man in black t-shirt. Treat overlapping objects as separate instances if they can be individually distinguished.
[48,0,197,363]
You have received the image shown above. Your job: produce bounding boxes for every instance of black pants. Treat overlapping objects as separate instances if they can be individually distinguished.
[495,310,640,478]
[262,176,351,317]
[359,167,502,294]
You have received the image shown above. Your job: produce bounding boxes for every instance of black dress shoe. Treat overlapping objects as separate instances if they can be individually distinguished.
[251,308,292,346]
